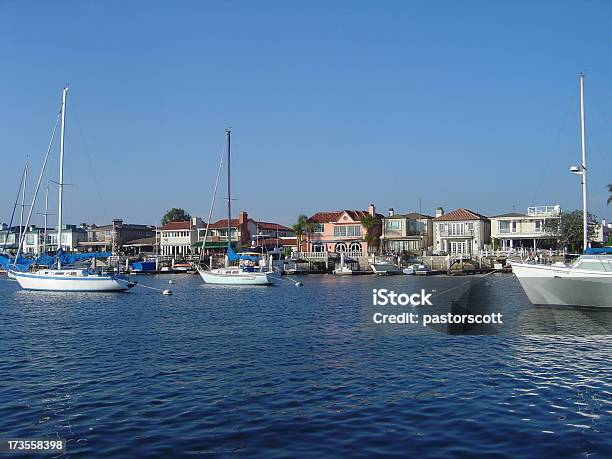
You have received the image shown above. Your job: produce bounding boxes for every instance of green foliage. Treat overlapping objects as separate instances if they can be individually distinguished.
[544,210,598,252]
[292,214,312,251]
[161,208,191,226]
[360,213,382,253]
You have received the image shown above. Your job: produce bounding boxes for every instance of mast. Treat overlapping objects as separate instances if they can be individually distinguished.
[57,86,68,267]
[579,73,588,252]
[226,128,232,261]
[43,186,49,253]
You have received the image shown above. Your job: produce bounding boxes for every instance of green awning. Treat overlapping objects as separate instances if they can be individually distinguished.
[191,241,229,248]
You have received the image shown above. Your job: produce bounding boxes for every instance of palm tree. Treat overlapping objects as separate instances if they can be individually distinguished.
[360,213,381,254]
[291,214,312,253]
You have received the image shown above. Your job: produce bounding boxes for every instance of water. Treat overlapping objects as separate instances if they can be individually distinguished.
[1,273,610,458]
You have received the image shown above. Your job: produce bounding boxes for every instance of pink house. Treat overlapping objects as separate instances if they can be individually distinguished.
[306,204,383,254]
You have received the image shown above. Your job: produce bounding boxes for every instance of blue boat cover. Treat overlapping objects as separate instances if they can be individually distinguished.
[585,247,612,255]
[0,250,112,271]
[227,246,259,262]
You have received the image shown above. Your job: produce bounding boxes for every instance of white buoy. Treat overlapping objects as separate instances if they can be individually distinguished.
[295,281,303,287]
[162,289,173,295]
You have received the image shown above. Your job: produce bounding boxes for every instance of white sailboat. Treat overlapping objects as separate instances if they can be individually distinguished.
[197,129,275,285]
[9,87,134,292]
[511,74,611,308]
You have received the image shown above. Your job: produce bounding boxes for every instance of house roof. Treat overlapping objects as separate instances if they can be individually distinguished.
[309,210,384,223]
[123,237,157,247]
[255,237,297,247]
[433,208,489,221]
[160,221,193,230]
[89,223,155,231]
[207,218,241,229]
[255,221,292,231]
[387,212,434,220]
[491,212,527,218]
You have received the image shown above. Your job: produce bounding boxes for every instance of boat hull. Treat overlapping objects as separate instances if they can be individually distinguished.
[198,267,275,285]
[10,270,133,292]
[511,263,612,308]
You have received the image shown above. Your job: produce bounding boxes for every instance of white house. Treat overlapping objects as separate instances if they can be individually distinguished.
[381,208,434,254]
[490,205,561,250]
[159,217,204,257]
[433,208,491,256]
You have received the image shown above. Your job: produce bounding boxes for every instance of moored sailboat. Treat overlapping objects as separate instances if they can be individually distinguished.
[197,129,275,285]
[511,74,611,308]
[9,87,134,292]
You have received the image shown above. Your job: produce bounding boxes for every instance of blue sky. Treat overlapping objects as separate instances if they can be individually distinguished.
[1,0,611,226]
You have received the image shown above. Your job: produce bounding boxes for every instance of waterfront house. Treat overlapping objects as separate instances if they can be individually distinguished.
[159,217,205,257]
[433,207,491,256]
[381,208,434,255]
[196,211,256,253]
[80,219,156,253]
[306,204,383,255]
[20,224,87,254]
[490,205,560,250]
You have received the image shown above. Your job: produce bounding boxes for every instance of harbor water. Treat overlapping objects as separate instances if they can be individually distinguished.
[1,273,610,457]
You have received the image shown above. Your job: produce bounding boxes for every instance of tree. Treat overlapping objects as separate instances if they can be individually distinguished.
[291,214,312,252]
[360,213,382,254]
[161,208,191,226]
[544,210,597,253]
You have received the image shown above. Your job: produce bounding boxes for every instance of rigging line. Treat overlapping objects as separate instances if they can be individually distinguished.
[2,163,27,251]
[199,147,225,262]
[70,102,110,223]
[14,112,62,263]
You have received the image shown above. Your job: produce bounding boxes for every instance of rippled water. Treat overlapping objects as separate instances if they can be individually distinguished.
[1,273,610,458]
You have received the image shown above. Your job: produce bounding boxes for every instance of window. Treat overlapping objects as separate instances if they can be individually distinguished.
[334,225,360,237]
[534,220,543,232]
[499,220,510,233]
[349,242,362,252]
[26,234,35,244]
[511,221,517,233]
[312,223,324,233]
[335,242,348,252]
[386,220,401,230]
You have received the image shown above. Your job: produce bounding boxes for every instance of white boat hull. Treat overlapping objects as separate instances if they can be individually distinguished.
[198,267,275,285]
[10,270,133,292]
[511,262,612,308]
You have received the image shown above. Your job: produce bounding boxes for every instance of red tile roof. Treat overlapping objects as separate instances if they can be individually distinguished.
[433,208,489,221]
[309,210,383,223]
[207,218,241,229]
[160,221,192,230]
[255,221,292,231]
[256,237,297,246]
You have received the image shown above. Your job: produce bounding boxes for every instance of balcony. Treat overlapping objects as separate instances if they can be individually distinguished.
[527,205,560,217]
[438,229,474,237]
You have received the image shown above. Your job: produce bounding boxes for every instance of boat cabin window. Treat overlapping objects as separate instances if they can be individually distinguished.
[574,260,612,272]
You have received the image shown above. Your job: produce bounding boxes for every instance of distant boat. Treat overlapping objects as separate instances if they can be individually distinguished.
[197,129,275,286]
[403,264,431,275]
[371,260,402,275]
[9,87,133,292]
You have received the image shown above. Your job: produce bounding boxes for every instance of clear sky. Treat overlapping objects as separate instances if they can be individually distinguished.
[1,0,611,227]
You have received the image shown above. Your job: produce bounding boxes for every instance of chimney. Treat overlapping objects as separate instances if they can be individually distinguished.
[388,208,395,217]
[112,218,123,227]
[239,211,248,224]
[368,204,376,216]
[435,207,444,218]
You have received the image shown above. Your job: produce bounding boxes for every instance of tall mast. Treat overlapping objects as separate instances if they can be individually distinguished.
[226,128,232,251]
[43,186,49,253]
[57,86,68,267]
[579,73,588,252]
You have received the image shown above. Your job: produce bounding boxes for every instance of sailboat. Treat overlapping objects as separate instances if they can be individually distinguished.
[197,129,275,285]
[511,74,612,308]
[9,87,134,292]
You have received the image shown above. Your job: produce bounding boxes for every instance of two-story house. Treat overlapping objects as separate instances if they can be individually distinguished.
[159,217,205,257]
[306,204,383,255]
[490,205,561,250]
[80,219,156,253]
[381,208,434,255]
[21,224,87,254]
[196,211,257,252]
[433,208,491,256]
